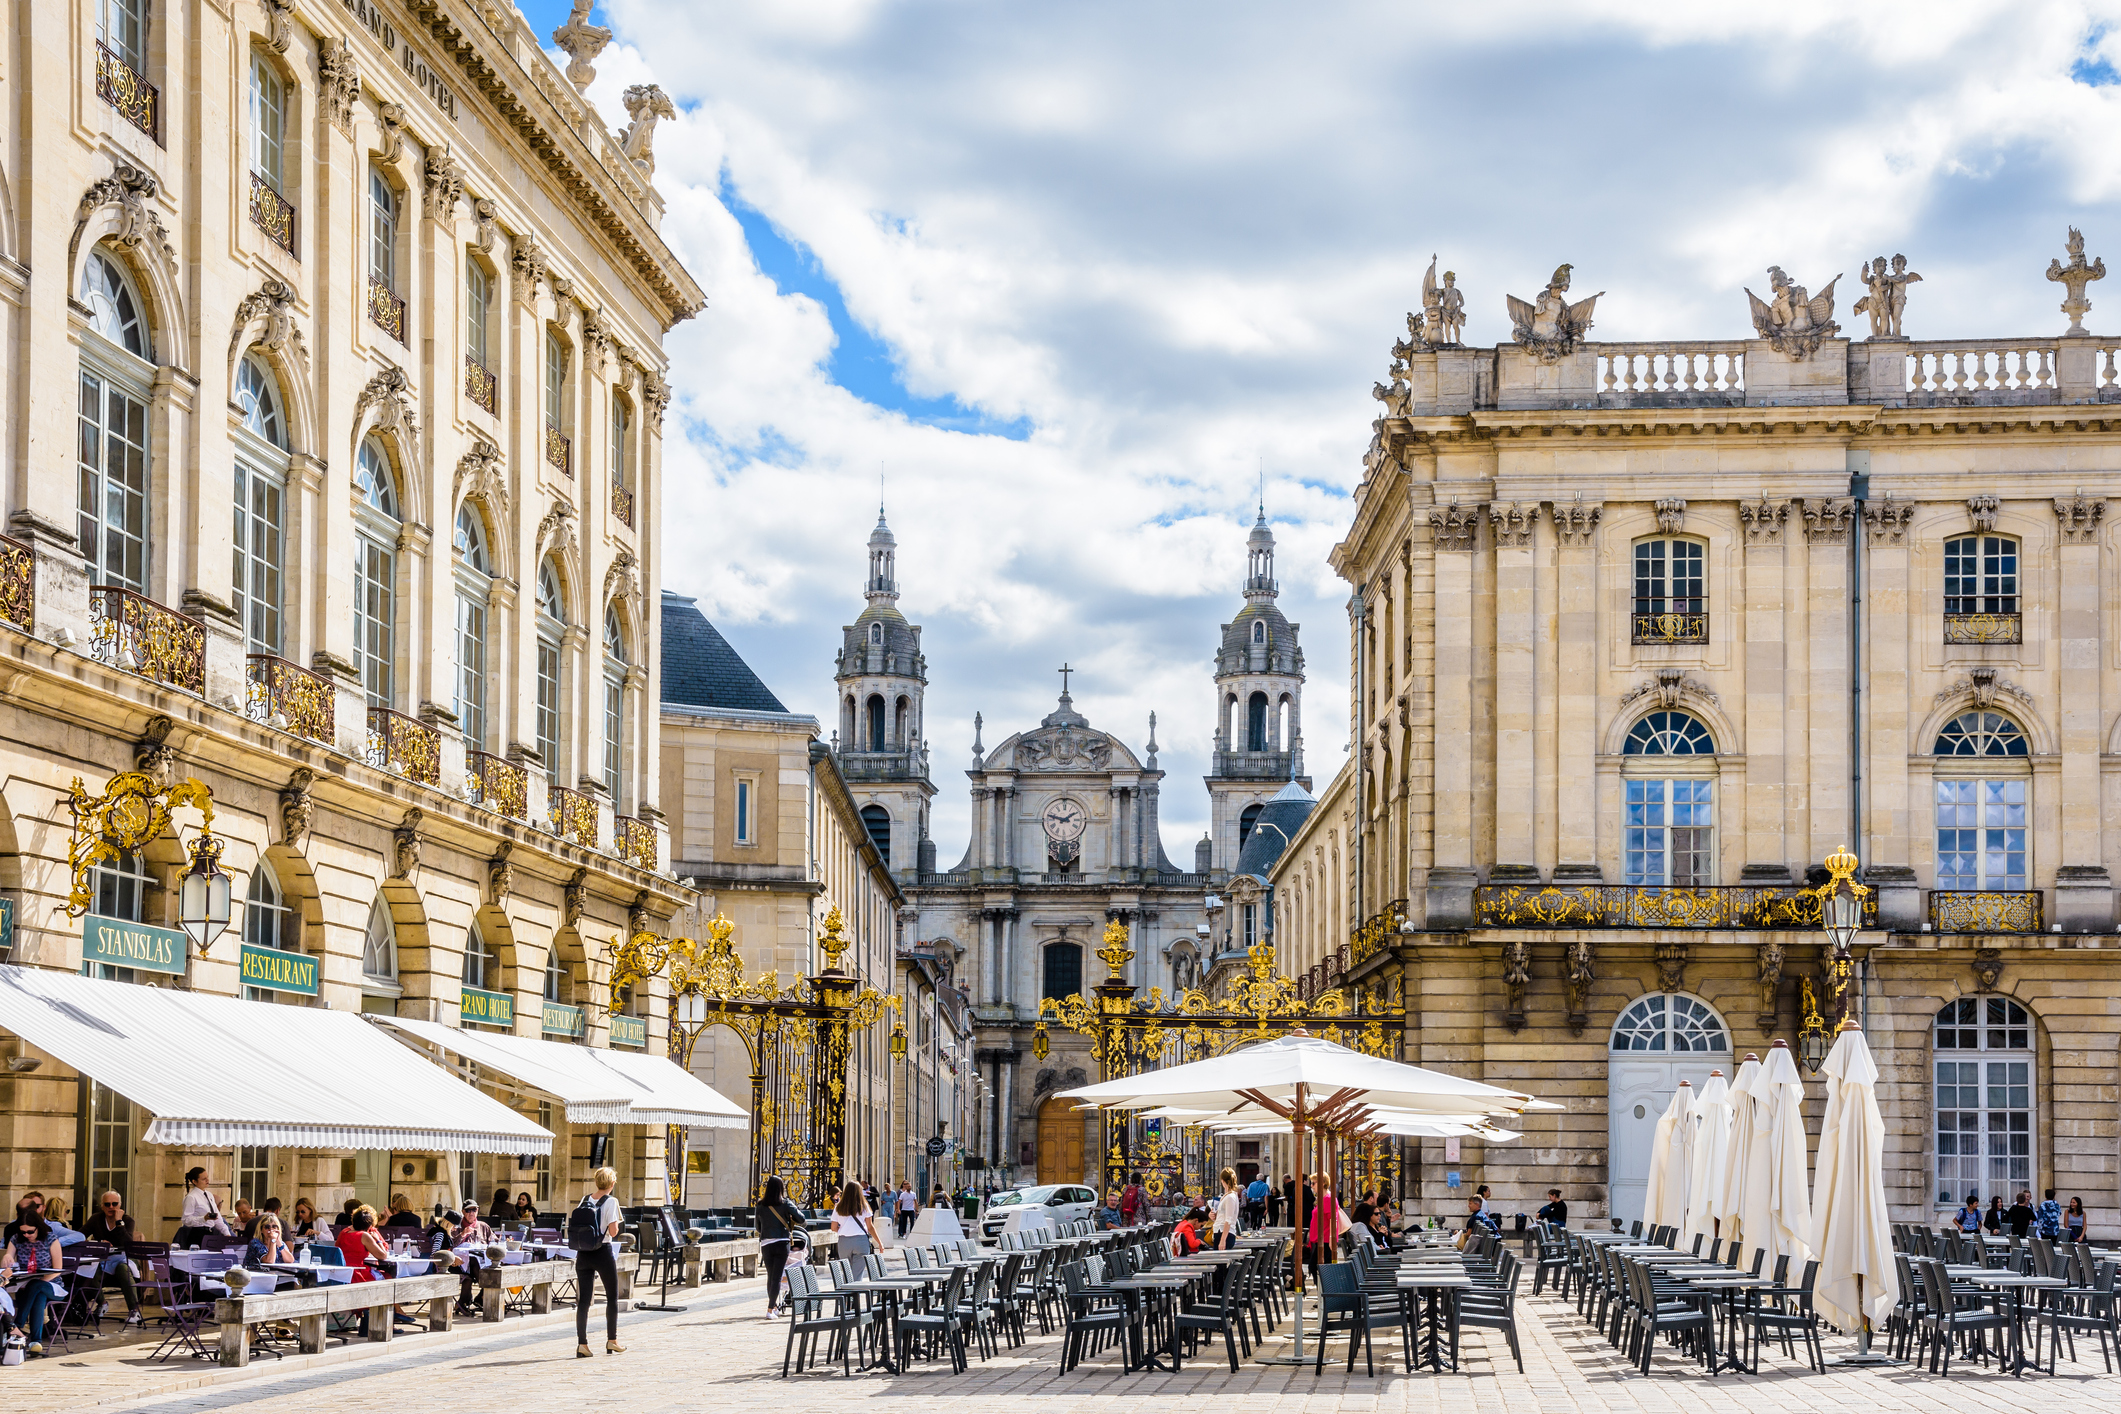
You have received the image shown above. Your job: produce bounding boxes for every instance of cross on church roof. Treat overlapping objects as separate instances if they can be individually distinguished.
[1058,663,1073,696]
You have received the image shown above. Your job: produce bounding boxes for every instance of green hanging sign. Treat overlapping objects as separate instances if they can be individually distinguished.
[609,1014,646,1048]
[541,1000,585,1038]
[460,987,514,1028]
[83,914,185,975]
[240,943,318,996]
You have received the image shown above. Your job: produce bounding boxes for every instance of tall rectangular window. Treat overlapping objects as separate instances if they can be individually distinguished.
[612,397,629,485]
[536,638,562,786]
[78,370,149,592]
[369,172,397,291]
[1934,998,2033,1205]
[735,778,752,844]
[88,1082,135,1210]
[1632,539,1704,614]
[1944,535,2018,614]
[235,1146,271,1209]
[545,333,566,427]
[354,537,396,708]
[455,594,487,747]
[603,675,624,802]
[1935,779,2027,890]
[98,0,149,71]
[248,56,284,188]
[1624,779,1713,886]
[466,256,490,367]
[84,851,149,983]
[231,462,284,655]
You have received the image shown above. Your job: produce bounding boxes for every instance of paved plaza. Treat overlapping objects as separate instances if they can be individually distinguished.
[0,1278,2100,1414]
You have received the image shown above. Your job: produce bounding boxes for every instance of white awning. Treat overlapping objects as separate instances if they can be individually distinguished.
[378,1017,748,1130]
[0,966,552,1155]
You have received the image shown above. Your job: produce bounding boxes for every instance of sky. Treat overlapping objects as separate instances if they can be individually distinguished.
[520,0,2121,864]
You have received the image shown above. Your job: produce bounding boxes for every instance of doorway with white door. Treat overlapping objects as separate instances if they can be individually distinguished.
[1605,991,1731,1228]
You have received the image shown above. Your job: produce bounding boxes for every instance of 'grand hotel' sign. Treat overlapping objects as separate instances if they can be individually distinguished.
[339,0,461,123]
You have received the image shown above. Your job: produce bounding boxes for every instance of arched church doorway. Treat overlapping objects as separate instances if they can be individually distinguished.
[1606,991,1731,1225]
[1036,1094,1096,1187]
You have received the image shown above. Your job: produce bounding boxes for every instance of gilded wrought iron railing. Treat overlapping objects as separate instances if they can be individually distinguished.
[549,783,598,848]
[249,171,297,255]
[364,706,440,785]
[1472,882,1880,930]
[88,586,204,693]
[1350,898,1410,966]
[1631,611,1709,645]
[545,423,570,475]
[0,533,33,632]
[1929,890,2042,934]
[465,356,497,414]
[612,483,635,529]
[244,654,335,745]
[368,277,405,344]
[96,42,159,143]
[616,815,655,870]
[463,750,527,819]
[1944,612,2021,645]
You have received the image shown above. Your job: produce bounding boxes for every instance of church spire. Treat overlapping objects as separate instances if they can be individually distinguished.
[866,508,899,606]
[1244,512,1277,602]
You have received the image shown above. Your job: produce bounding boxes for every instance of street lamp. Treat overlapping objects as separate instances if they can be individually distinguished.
[890,1018,908,1059]
[177,831,231,955]
[1802,847,1868,1074]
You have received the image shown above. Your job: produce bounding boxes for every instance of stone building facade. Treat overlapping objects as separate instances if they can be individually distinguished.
[1278,247,2121,1227]
[0,0,701,1226]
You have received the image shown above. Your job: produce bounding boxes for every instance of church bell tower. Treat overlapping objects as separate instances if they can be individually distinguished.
[1204,513,1307,870]
[833,509,937,877]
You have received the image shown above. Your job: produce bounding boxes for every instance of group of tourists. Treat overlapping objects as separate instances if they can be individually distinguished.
[1950,1187,2085,1241]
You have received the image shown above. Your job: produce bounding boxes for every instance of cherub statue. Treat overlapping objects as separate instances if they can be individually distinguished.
[2047,226,2106,336]
[1853,253,1921,340]
[1746,266,1841,359]
[1506,263,1603,362]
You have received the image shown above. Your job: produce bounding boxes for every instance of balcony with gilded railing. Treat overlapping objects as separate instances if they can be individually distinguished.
[1631,608,1708,646]
[249,171,297,256]
[461,750,527,819]
[612,483,635,529]
[365,706,440,786]
[1944,610,2021,645]
[368,278,406,344]
[1350,898,1411,967]
[244,654,335,746]
[548,784,598,848]
[616,815,656,871]
[88,586,205,693]
[465,356,497,415]
[0,533,33,633]
[1472,882,1880,931]
[545,423,570,475]
[96,42,159,143]
[1929,890,2043,934]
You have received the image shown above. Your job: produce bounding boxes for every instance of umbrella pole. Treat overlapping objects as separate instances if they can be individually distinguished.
[1258,1093,1311,1366]
[1828,1273,1900,1366]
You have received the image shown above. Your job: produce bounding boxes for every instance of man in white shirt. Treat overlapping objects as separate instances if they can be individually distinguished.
[894,1182,918,1238]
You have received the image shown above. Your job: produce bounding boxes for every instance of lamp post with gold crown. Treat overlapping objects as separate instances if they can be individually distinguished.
[610,904,898,1206]
[1798,847,1870,1074]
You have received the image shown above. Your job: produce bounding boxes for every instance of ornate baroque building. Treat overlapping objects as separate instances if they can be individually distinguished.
[0,0,703,1223]
[1276,245,2121,1226]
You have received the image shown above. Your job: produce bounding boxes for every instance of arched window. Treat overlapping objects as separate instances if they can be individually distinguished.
[861,805,891,863]
[462,919,497,993]
[234,355,285,448]
[361,895,397,984]
[869,622,883,646]
[1933,711,2028,757]
[1933,997,2032,1206]
[1247,692,1268,751]
[1622,713,1714,887]
[894,696,910,748]
[453,505,492,747]
[866,695,885,752]
[1252,620,1265,645]
[1632,538,1707,643]
[1041,942,1083,1002]
[352,439,399,708]
[1609,993,1728,1054]
[78,250,151,594]
[232,355,289,656]
[535,560,567,786]
[603,607,627,805]
[1239,802,1263,848]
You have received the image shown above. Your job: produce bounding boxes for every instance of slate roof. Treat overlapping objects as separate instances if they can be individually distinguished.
[1233,778,1317,879]
[660,591,789,713]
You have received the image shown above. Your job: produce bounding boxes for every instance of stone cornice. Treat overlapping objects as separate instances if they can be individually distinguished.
[399,0,706,330]
[1376,404,2121,448]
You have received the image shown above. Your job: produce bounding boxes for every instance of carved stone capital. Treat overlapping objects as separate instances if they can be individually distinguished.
[1428,502,1479,552]
[1550,498,1603,545]
[1864,492,1913,545]
[1800,496,1856,544]
[318,39,361,139]
[1487,500,1537,549]
[1967,495,1999,533]
[2055,494,2106,544]
[1739,495,1789,543]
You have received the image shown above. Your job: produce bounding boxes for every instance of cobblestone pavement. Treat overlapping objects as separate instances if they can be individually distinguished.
[0,1280,2106,1414]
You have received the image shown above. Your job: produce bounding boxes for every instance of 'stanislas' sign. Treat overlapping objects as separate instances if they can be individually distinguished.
[83,914,184,974]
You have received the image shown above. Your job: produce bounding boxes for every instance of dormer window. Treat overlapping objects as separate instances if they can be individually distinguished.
[1252,620,1265,645]
[869,622,882,645]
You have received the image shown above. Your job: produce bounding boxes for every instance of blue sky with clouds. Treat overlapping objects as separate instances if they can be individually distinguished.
[535,0,2121,861]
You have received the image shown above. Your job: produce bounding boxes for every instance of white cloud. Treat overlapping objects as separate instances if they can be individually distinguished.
[582,0,2121,861]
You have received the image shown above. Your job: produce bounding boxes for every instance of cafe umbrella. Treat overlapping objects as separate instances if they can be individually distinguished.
[1712,1054,1762,1253]
[1641,1084,1687,1234]
[1739,1040,1812,1271]
[1683,1070,1731,1246]
[1811,1022,1897,1363]
[1653,1080,1696,1234]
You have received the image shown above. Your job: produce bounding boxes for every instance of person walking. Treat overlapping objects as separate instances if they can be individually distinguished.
[1305,1174,1339,1273]
[2066,1196,2088,1243]
[756,1176,804,1316]
[1243,1173,1267,1230]
[1213,1168,1242,1250]
[832,1181,880,1260]
[568,1166,626,1358]
[895,1181,917,1238]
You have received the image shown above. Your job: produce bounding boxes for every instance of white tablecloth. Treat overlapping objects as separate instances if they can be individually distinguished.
[198,1270,282,1296]
[381,1256,433,1276]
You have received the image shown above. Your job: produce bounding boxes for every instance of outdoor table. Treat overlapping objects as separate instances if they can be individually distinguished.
[1105,1273,1194,1372]
[828,1278,928,1372]
[1951,1270,2069,1376]
[259,1261,356,1287]
[378,1256,433,1277]
[1395,1271,1472,1372]
[195,1268,283,1296]
[1665,1271,1774,1373]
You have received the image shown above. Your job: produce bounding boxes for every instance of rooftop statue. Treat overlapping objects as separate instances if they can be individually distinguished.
[1506,263,1602,363]
[1853,254,1921,340]
[1746,266,1841,360]
[551,0,612,91]
[2047,226,2106,336]
[1420,256,1465,347]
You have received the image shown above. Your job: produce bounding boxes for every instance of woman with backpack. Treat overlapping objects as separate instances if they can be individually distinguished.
[568,1167,625,1358]
[755,1176,805,1316]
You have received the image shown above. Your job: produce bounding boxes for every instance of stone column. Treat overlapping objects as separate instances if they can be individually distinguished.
[2054,495,2113,929]
[1800,496,1854,868]
[1861,495,1921,926]
[1426,501,1480,927]
[1552,499,1602,880]
[1490,501,1539,882]
[1739,497,1792,881]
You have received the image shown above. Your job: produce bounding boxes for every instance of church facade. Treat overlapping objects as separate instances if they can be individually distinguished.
[829,512,1311,1189]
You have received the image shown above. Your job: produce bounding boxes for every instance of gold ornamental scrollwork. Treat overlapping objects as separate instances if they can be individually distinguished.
[66,771,215,917]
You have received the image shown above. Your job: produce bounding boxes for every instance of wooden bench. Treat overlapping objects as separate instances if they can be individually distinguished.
[213,1273,461,1368]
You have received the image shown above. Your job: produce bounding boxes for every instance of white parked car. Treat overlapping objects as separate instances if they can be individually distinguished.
[978,1183,1099,1241]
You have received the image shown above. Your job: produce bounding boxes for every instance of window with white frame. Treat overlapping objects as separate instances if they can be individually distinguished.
[612,396,629,487]
[465,255,490,368]
[77,250,152,593]
[1934,997,2033,1205]
[462,919,497,994]
[369,171,397,293]
[545,331,567,428]
[242,863,297,1000]
[361,894,398,986]
[352,439,399,708]
[734,776,754,844]
[83,849,151,983]
[535,560,566,786]
[236,1146,271,1209]
[88,1082,135,1210]
[1944,536,2018,615]
[1621,711,1715,887]
[1632,539,1705,617]
[543,947,571,1005]
[603,607,627,805]
[1933,712,2029,891]
[452,505,491,748]
[232,355,288,655]
[98,0,149,72]
[248,55,285,192]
